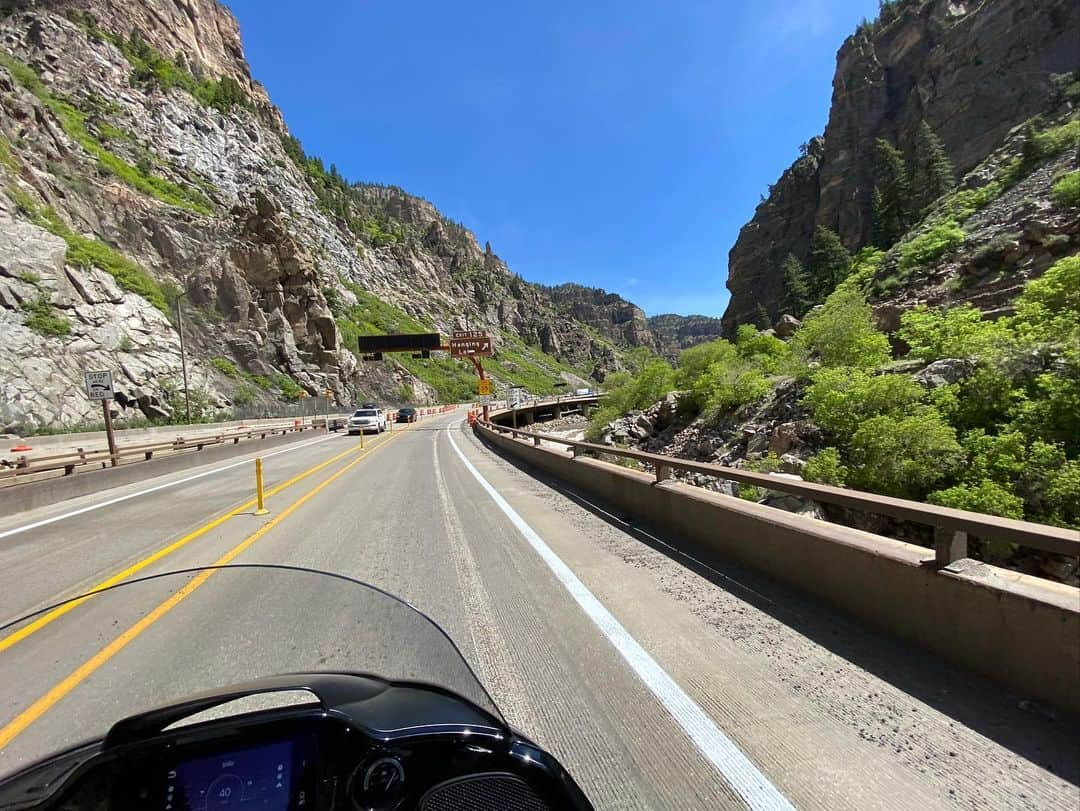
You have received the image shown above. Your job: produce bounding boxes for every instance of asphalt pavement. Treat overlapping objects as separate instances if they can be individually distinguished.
[0,410,1076,809]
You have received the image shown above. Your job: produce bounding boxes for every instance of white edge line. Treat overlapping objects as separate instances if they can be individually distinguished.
[0,432,339,541]
[445,424,795,811]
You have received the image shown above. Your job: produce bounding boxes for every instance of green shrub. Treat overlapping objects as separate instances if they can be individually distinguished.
[898,221,965,272]
[20,296,71,337]
[267,373,304,401]
[940,182,1003,223]
[847,412,962,498]
[959,429,1028,484]
[1051,170,1080,208]
[65,234,167,311]
[675,340,740,389]
[210,357,239,377]
[231,383,256,407]
[737,453,783,501]
[803,447,847,486]
[802,368,924,439]
[927,481,1025,519]
[790,286,892,369]
[1044,460,1080,527]
[692,362,771,421]
[735,325,790,373]
[1012,255,1080,342]
[0,135,17,170]
[898,304,1007,361]
[1009,349,1080,456]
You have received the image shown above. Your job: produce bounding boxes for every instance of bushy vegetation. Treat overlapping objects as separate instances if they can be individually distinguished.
[0,50,211,214]
[20,296,71,337]
[210,357,239,377]
[897,304,1007,360]
[897,220,965,272]
[1051,170,1080,208]
[589,254,1080,534]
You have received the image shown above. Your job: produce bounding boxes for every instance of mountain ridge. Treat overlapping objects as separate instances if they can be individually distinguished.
[0,0,685,430]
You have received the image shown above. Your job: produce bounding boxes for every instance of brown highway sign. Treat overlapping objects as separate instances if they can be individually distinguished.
[450,334,493,358]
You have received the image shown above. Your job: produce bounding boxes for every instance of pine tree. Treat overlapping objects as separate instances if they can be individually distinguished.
[806,226,852,304]
[911,121,955,213]
[781,253,811,316]
[756,303,772,330]
[871,138,911,248]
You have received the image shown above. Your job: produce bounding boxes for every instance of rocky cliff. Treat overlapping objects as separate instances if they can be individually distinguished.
[0,0,644,431]
[722,0,1080,334]
[645,313,725,358]
[543,283,725,361]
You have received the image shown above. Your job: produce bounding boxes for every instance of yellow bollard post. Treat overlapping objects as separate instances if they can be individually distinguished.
[360,427,364,449]
[254,457,269,515]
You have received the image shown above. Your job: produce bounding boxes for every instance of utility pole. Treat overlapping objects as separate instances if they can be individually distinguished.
[175,289,192,424]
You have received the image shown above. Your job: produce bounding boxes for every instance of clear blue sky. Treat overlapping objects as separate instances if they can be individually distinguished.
[223,0,878,317]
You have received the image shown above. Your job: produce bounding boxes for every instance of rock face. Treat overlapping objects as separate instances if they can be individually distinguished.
[544,283,659,352]
[544,284,726,361]
[722,0,1080,334]
[0,0,666,430]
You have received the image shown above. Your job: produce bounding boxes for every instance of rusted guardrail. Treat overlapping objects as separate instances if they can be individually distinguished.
[2,421,326,481]
[479,420,1079,564]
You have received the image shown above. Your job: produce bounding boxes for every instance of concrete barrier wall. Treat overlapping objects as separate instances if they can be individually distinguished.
[478,426,1080,717]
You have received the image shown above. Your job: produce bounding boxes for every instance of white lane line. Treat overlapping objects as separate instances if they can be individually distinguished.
[445,426,795,811]
[0,433,340,541]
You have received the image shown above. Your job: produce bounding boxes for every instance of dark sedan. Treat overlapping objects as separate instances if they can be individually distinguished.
[396,406,418,423]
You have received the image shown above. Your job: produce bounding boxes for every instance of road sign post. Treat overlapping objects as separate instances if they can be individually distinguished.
[84,370,117,467]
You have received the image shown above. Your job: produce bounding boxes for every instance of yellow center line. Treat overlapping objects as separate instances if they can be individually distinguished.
[0,423,409,749]
[0,427,409,655]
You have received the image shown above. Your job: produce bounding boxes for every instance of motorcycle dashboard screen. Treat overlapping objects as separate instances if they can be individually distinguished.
[169,740,293,809]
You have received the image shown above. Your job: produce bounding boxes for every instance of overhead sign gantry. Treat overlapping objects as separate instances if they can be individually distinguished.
[359,330,495,420]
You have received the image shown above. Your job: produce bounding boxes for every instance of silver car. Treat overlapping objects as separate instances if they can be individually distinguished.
[347,408,386,435]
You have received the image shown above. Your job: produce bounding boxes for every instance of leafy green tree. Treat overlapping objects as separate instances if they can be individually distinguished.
[756,303,772,330]
[676,340,740,390]
[911,121,955,213]
[781,253,811,316]
[802,368,925,439]
[847,412,962,498]
[871,138,912,248]
[803,447,848,486]
[690,362,771,420]
[735,325,790,373]
[1011,255,1080,343]
[790,286,891,369]
[928,481,1025,519]
[805,226,851,303]
[898,304,1007,361]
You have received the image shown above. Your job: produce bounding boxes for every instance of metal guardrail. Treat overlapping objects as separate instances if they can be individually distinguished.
[2,421,327,481]
[478,420,1079,564]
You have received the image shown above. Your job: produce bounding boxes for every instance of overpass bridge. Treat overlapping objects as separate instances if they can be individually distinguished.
[0,405,1076,809]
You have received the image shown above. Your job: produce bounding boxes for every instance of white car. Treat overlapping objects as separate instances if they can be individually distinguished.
[347,407,386,435]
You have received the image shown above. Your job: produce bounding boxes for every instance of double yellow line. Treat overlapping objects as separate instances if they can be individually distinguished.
[0,425,410,748]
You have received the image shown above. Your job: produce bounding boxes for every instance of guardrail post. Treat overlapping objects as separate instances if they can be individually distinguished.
[144,451,153,461]
[655,463,672,483]
[934,527,968,567]
[533,435,541,446]
[572,445,581,458]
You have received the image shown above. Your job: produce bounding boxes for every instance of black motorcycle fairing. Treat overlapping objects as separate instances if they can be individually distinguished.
[0,673,593,811]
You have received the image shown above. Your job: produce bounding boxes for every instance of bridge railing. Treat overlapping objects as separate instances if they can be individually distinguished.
[479,420,1079,565]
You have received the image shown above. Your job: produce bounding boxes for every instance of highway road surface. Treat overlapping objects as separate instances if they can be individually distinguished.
[0,409,1077,809]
